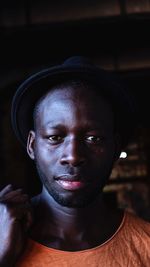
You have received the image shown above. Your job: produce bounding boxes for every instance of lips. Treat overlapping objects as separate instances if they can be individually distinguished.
[55,174,86,191]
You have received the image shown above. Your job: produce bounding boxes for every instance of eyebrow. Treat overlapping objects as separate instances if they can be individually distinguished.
[44,122,66,129]
[44,121,107,131]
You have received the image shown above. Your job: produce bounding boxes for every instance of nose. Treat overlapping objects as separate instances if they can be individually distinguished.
[60,137,85,166]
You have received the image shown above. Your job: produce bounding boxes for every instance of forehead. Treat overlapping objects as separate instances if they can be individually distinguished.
[35,85,114,129]
[38,83,112,109]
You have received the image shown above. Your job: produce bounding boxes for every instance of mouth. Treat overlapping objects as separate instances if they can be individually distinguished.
[55,174,87,191]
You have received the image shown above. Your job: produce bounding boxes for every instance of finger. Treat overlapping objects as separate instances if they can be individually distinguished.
[7,201,31,218]
[2,194,29,203]
[0,184,13,197]
[1,189,23,199]
[0,189,25,202]
[9,202,34,231]
[23,208,34,231]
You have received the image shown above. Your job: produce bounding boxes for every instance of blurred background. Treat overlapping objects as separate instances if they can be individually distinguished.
[1,0,150,221]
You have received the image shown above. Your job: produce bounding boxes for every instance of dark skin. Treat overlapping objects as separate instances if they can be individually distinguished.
[0,85,123,265]
[27,86,123,251]
[0,185,32,266]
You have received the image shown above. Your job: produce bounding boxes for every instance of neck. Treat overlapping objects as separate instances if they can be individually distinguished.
[30,186,123,250]
[35,186,106,226]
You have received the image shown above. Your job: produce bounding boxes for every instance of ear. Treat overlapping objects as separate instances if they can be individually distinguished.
[27,130,36,160]
[114,133,122,162]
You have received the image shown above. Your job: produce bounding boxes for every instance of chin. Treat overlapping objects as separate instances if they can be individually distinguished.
[48,186,103,208]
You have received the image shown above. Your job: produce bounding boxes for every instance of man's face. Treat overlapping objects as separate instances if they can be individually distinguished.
[28,86,119,207]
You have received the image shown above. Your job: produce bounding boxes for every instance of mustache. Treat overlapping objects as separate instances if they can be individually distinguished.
[54,167,90,182]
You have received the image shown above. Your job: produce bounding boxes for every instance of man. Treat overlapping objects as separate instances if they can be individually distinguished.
[0,56,150,266]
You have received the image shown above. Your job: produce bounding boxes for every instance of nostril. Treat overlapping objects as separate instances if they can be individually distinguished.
[60,155,85,166]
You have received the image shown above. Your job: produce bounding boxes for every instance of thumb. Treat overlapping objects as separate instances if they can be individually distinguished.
[22,203,34,232]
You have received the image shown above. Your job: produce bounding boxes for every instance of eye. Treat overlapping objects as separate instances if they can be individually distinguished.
[48,135,64,144]
[85,136,104,144]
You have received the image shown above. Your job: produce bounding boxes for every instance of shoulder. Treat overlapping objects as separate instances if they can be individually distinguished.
[122,211,150,245]
[103,211,150,265]
[125,211,150,232]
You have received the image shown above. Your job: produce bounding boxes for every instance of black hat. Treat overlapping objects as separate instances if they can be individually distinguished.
[11,56,137,149]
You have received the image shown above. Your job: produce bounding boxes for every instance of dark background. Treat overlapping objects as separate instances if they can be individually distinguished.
[1,0,150,220]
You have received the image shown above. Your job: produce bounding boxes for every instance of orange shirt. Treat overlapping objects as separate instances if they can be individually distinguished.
[16,211,150,266]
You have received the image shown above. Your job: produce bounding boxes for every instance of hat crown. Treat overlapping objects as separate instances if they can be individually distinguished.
[62,56,94,67]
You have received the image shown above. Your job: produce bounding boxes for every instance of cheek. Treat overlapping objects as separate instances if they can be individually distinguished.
[92,144,115,158]
[34,140,60,167]
[90,145,116,169]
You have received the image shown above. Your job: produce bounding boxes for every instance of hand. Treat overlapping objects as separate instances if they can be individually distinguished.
[0,185,33,266]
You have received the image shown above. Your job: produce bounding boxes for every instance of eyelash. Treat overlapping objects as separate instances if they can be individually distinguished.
[85,136,104,144]
[47,135,104,145]
[48,135,64,143]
